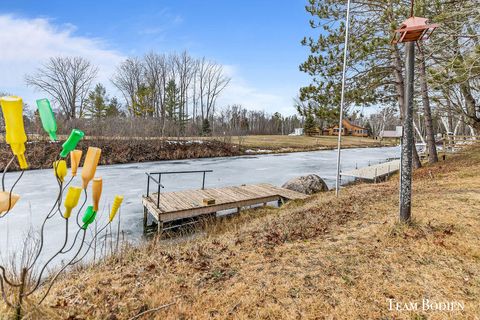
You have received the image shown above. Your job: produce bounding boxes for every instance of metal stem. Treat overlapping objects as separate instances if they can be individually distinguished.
[335,0,352,196]
[71,223,110,265]
[37,230,87,305]
[1,156,15,192]
[29,179,64,271]
[25,218,69,296]
[76,189,88,229]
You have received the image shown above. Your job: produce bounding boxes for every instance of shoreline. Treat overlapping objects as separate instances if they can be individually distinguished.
[243,143,396,155]
[0,137,397,172]
[27,146,479,319]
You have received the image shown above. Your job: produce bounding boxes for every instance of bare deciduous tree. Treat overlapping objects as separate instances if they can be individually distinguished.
[195,58,231,123]
[25,57,98,119]
[111,58,145,117]
[111,51,231,135]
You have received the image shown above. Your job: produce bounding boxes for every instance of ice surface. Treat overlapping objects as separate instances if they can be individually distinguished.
[0,146,399,268]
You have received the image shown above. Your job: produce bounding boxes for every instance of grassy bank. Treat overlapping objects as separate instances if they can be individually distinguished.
[228,134,396,152]
[0,139,240,171]
[11,146,477,319]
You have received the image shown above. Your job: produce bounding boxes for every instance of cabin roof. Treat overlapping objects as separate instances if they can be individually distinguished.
[328,119,367,130]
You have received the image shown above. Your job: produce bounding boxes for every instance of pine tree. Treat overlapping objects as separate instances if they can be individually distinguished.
[300,1,409,112]
[106,97,124,117]
[133,85,154,117]
[304,111,316,136]
[165,80,181,121]
[201,118,211,136]
[85,84,109,119]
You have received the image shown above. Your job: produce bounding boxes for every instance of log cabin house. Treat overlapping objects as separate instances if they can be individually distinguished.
[322,119,369,137]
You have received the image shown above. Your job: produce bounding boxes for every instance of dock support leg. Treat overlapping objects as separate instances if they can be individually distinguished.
[157,219,163,234]
[143,207,148,234]
[237,207,241,214]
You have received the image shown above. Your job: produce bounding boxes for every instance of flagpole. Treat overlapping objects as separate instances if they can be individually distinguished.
[335,0,352,196]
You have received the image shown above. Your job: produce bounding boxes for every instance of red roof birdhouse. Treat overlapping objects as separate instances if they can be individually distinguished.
[391,16,438,44]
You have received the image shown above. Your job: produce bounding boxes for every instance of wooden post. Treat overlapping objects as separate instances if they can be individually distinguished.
[143,207,148,234]
[157,220,163,234]
[399,41,415,223]
[442,134,446,153]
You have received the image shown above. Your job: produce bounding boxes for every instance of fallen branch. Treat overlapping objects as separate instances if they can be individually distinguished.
[129,296,180,320]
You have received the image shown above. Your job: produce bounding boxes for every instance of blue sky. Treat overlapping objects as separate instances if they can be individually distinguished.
[0,0,314,115]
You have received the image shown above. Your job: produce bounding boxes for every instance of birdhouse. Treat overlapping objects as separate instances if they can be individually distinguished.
[391,16,439,44]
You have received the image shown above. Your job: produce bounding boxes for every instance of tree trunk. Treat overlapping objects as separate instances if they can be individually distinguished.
[418,46,438,163]
[413,145,422,169]
[400,42,415,222]
[393,45,422,170]
[392,47,405,117]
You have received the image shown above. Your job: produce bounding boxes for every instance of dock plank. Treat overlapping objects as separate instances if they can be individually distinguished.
[341,160,400,180]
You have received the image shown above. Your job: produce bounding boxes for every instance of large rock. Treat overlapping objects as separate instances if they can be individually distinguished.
[282,174,328,195]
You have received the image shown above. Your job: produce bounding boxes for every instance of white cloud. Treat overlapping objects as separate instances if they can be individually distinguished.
[218,65,296,116]
[0,14,125,107]
[0,14,297,116]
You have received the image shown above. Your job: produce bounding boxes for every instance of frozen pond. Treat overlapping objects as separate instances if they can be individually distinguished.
[0,146,399,267]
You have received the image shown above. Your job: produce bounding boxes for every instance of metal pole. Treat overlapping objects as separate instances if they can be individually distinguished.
[202,171,206,190]
[146,176,150,197]
[157,174,162,209]
[399,42,415,222]
[335,0,352,197]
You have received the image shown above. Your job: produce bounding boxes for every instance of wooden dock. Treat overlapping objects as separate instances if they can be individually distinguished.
[142,183,309,232]
[341,159,400,181]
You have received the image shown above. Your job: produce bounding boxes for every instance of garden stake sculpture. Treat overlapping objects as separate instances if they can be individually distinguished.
[36,99,58,142]
[0,96,124,319]
[0,96,28,170]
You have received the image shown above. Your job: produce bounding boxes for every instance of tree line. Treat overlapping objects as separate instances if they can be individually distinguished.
[17,51,300,137]
[299,0,479,165]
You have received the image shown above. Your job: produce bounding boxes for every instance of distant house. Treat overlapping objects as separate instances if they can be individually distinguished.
[289,128,304,136]
[323,119,369,137]
[380,126,402,138]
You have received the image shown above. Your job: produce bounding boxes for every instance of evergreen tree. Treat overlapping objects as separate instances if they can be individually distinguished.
[106,97,124,117]
[202,118,211,136]
[299,1,408,113]
[85,83,109,118]
[304,110,316,136]
[133,85,154,117]
[273,112,283,134]
[165,79,191,134]
[165,80,181,121]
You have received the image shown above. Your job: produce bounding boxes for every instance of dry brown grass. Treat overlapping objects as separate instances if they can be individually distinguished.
[226,135,395,151]
[5,147,480,319]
